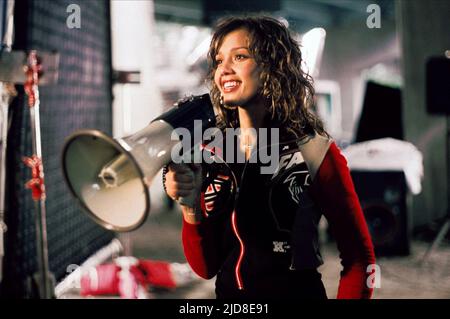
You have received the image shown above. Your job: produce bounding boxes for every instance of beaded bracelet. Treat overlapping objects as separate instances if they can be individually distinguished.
[162,165,169,194]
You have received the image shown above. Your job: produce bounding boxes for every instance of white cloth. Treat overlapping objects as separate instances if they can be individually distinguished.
[341,138,424,195]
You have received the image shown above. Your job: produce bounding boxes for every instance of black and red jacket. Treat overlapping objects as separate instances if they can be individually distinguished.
[178,133,376,299]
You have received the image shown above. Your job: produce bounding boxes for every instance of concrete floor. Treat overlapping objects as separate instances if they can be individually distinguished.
[61,202,450,299]
[125,203,450,299]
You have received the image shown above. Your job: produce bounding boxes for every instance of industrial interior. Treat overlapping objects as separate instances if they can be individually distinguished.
[0,0,449,299]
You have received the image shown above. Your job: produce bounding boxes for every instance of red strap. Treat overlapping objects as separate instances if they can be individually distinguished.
[23,155,46,201]
[23,51,42,108]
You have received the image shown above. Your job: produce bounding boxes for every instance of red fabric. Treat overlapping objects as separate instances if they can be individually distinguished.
[182,218,222,279]
[309,142,376,299]
[80,264,120,296]
[118,265,147,298]
[138,260,176,289]
[80,260,178,297]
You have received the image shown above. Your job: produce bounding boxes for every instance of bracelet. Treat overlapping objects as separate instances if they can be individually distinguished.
[162,165,169,194]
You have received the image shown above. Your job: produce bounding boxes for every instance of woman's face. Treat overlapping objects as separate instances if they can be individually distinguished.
[214,28,261,108]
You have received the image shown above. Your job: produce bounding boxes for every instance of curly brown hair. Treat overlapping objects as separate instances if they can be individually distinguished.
[207,16,329,139]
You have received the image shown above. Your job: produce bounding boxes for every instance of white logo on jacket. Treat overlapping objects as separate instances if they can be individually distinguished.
[272,151,305,180]
[273,241,290,253]
[283,170,311,204]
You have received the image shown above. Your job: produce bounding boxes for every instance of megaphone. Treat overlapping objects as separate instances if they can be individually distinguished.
[62,94,218,232]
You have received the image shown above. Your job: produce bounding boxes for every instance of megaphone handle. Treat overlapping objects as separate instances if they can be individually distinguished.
[178,169,199,208]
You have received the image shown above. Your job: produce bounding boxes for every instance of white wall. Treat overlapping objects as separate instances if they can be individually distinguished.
[398,0,450,227]
[319,19,400,143]
[111,0,163,137]
[110,0,166,224]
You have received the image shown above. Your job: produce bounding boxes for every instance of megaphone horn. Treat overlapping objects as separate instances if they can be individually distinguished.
[62,94,218,232]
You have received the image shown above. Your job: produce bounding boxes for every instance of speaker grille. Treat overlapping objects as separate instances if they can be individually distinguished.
[351,170,410,256]
[363,204,399,246]
[2,0,115,297]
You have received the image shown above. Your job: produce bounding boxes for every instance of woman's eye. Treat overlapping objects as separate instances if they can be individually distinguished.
[215,59,222,65]
[235,54,246,61]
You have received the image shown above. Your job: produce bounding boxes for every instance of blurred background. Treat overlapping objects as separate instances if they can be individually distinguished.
[0,0,449,299]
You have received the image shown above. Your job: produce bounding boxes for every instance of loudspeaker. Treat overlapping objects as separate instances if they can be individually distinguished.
[426,56,450,115]
[355,81,403,143]
[351,170,410,256]
[62,94,218,232]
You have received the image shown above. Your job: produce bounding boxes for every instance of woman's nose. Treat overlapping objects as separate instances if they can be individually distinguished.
[219,59,234,75]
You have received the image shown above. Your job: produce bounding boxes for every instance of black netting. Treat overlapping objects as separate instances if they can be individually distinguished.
[2,0,115,297]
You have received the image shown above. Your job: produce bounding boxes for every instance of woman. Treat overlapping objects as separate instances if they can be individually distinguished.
[164,16,375,299]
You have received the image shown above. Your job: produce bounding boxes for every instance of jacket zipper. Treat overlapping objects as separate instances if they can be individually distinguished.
[229,151,252,291]
[231,210,245,290]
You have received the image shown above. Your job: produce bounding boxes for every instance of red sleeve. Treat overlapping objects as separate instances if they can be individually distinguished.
[181,193,227,279]
[309,142,376,299]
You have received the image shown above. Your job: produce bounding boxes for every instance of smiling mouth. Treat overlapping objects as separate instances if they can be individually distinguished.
[222,81,241,93]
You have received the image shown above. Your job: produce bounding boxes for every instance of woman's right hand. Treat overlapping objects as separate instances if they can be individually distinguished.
[165,163,202,208]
